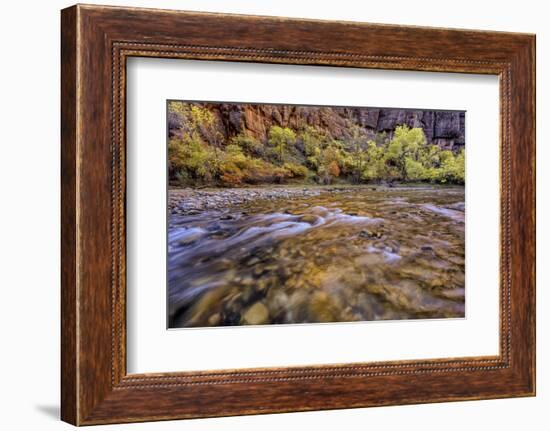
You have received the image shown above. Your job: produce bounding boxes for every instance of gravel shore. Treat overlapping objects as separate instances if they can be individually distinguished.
[169,187,326,215]
[167,184,457,216]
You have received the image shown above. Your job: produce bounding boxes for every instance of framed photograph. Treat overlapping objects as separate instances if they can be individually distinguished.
[61,4,536,425]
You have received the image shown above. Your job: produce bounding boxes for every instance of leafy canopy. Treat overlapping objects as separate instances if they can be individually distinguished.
[167,102,465,187]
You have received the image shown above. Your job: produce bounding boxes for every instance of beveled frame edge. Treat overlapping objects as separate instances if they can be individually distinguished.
[61,4,535,426]
[113,46,512,383]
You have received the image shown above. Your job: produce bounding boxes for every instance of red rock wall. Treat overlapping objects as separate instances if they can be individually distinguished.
[169,102,465,151]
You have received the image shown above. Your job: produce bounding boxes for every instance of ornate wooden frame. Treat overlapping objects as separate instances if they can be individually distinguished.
[61,4,536,425]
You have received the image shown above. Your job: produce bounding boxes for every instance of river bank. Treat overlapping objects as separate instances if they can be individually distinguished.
[168,184,462,216]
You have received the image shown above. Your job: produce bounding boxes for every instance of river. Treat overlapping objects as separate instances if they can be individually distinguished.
[168,186,465,328]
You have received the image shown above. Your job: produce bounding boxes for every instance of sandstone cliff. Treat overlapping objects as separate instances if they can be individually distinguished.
[169,102,465,151]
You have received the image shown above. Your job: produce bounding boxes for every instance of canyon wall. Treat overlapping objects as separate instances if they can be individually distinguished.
[169,102,465,151]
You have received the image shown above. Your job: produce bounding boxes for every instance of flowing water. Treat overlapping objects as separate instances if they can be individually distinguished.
[168,186,465,328]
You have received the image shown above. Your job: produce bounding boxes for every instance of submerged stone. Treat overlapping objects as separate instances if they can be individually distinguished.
[242,302,269,325]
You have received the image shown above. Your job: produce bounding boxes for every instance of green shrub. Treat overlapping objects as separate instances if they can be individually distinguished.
[167,102,465,186]
[231,134,264,157]
[404,157,425,181]
[283,162,309,178]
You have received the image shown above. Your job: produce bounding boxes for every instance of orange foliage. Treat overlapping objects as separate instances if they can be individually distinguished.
[328,161,341,177]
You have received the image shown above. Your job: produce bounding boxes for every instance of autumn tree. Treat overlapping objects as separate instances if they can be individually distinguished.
[189,106,224,166]
[349,124,368,183]
[268,126,296,165]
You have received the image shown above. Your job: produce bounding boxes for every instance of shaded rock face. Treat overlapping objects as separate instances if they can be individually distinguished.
[170,102,465,151]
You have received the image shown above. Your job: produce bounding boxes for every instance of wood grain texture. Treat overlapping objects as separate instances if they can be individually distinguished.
[60,5,78,425]
[60,4,536,425]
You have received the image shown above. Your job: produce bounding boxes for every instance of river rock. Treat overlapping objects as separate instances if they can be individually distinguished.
[242,302,269,325]
[359,229,381,239]
[308,291,340,322]
[178,230,206,245]
[247,257,260,266]
[300,214,318,224]
[429,278,445,289]
[208,313,221,326]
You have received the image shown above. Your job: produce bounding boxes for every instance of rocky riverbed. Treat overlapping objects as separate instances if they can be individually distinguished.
[169,187,330,215]
[168,186,465,328]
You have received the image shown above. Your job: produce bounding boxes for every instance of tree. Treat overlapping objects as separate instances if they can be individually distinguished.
[404,157,425,181]
[317,143,343,184]
[231,133,263,157]
[300,126,325,156]
[189,106,224,166]
[328,161,341,177]
[168,134,217,184]
[300,126,327,172]
[384,125,427,179]
[454,149,465,183]
[268,126,296,165]
[349,125,368,183]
